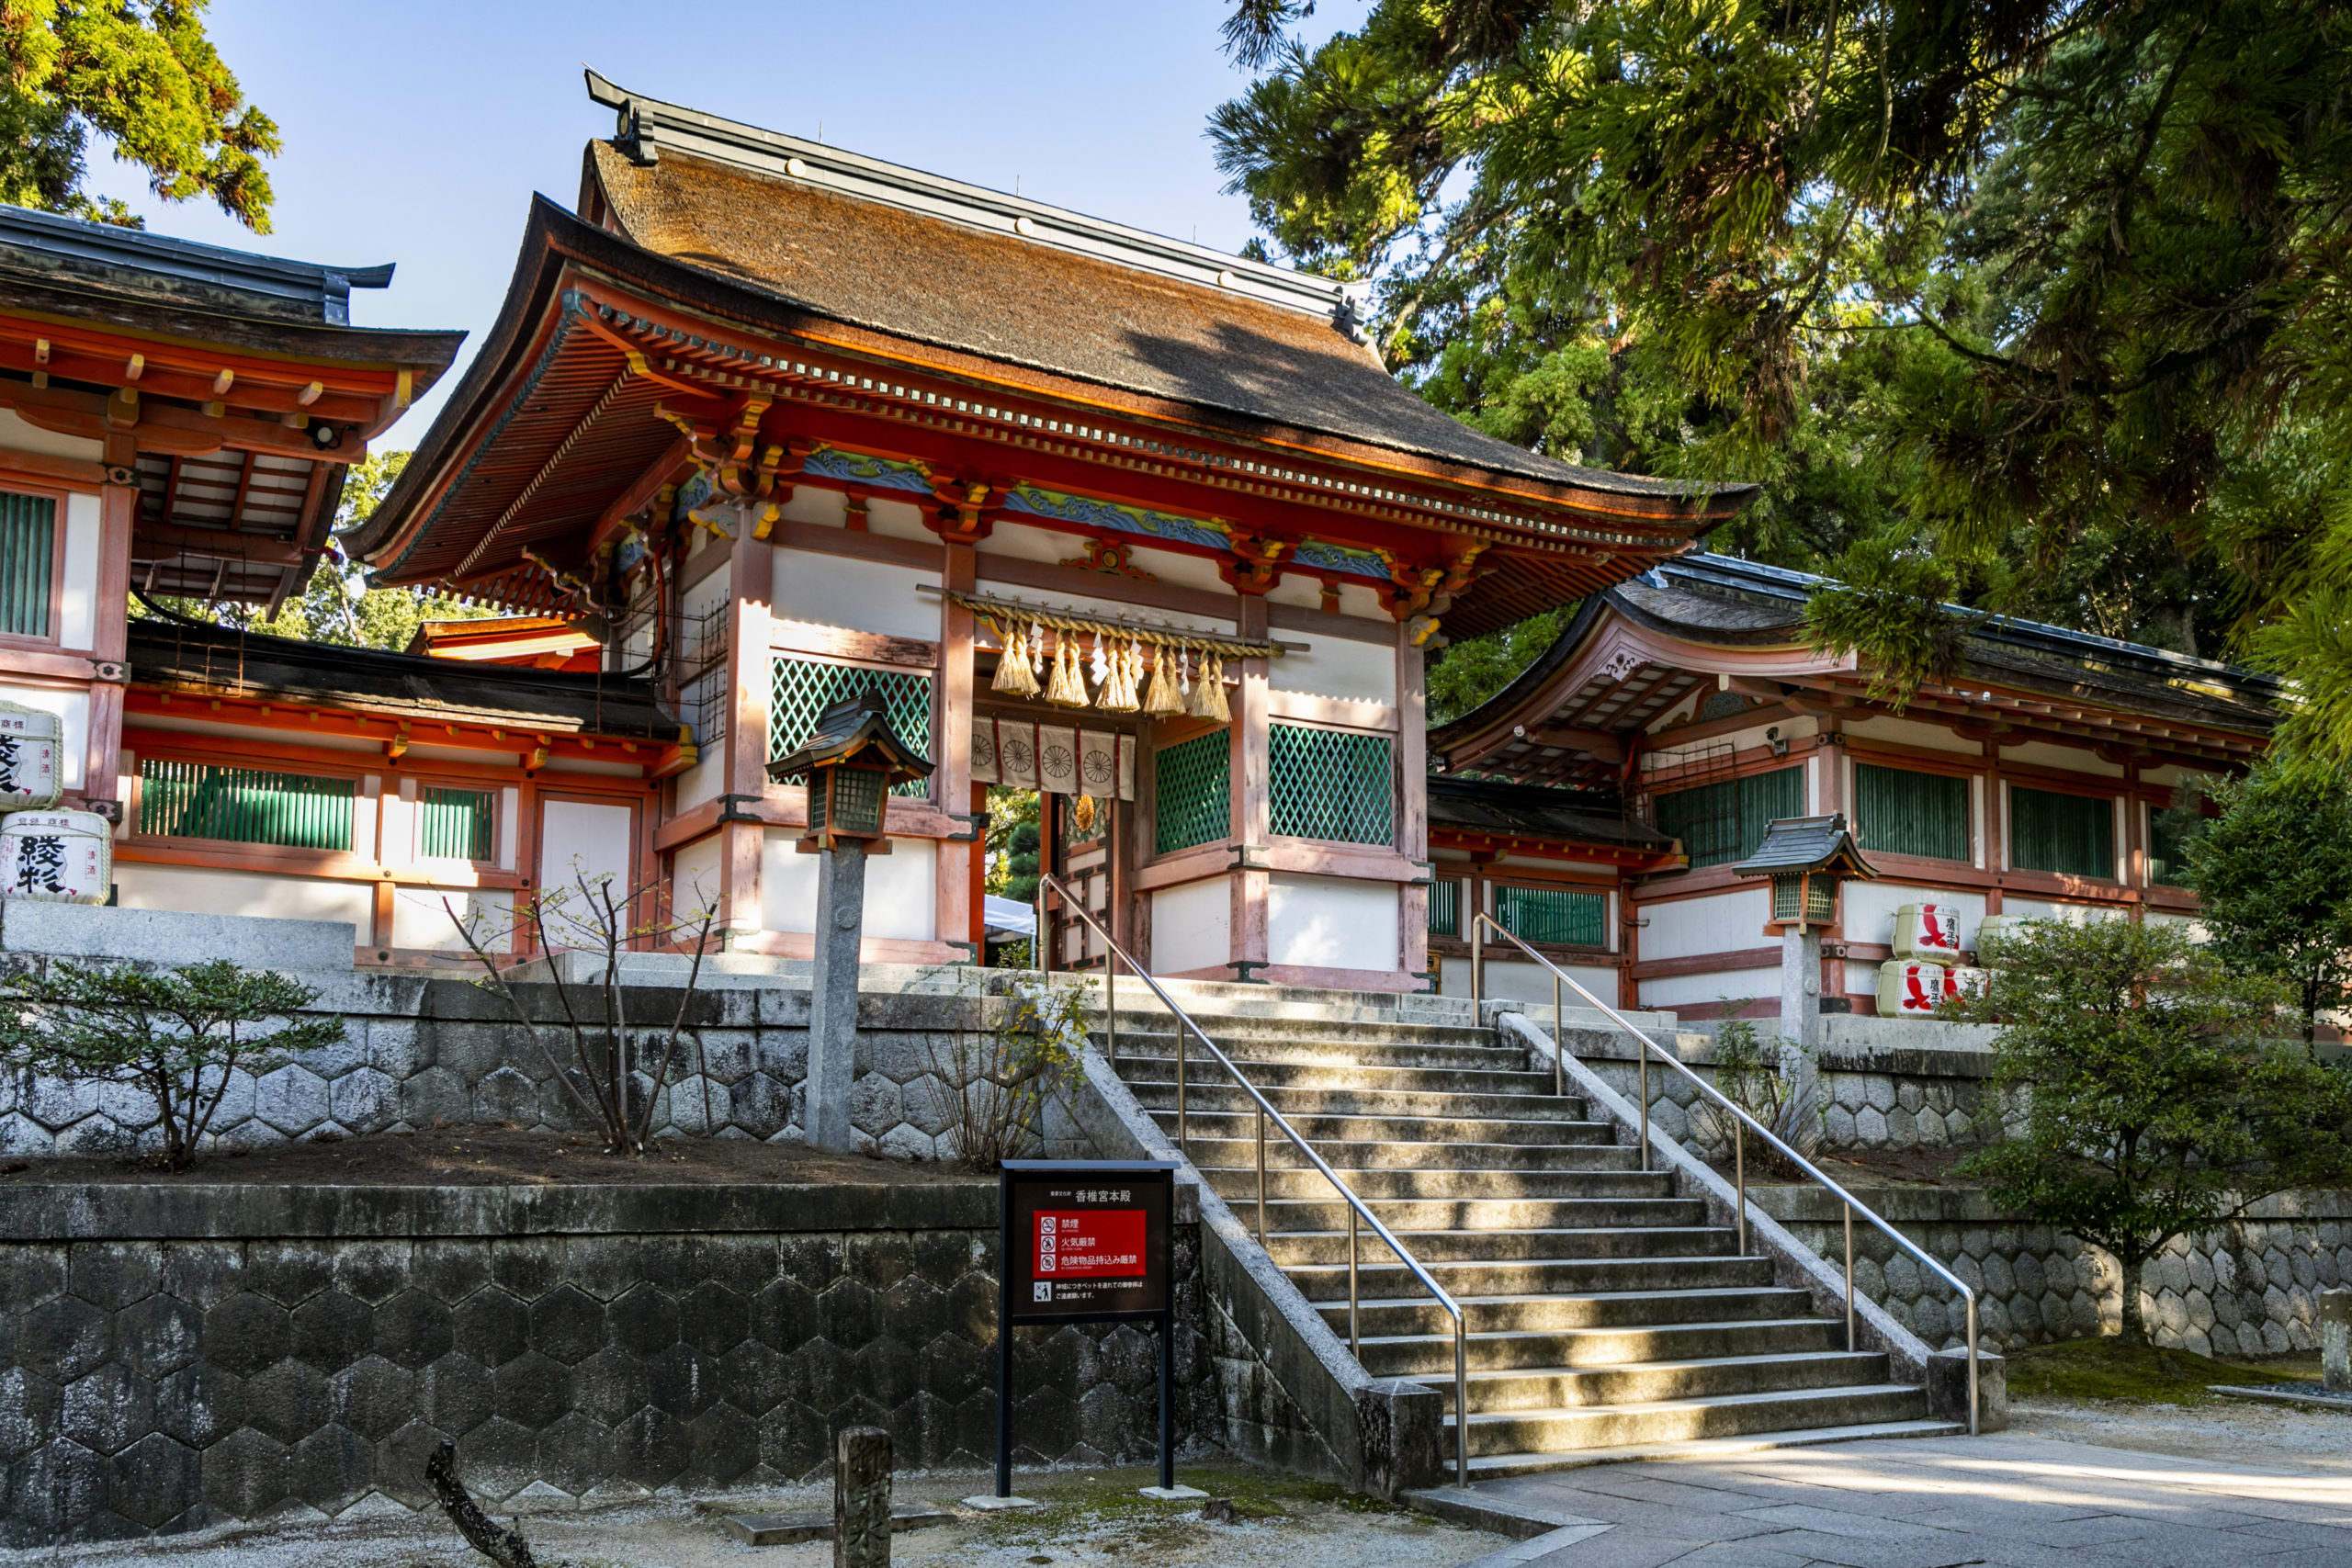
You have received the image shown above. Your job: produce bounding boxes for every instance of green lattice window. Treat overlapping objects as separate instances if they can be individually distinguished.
[418,785,495,862]
[0,491,54,641]
[1655,766,1804,868]
[139,759,353,851]
[1154,729,1228,855]
[1497,885,1607,947]
[1428,877,1459,936]
[1855,763,1971,862]
[2147,800,2204,886]
[2010,785,2114,879]
[1270,724,1393,845]
[769,657,933,797]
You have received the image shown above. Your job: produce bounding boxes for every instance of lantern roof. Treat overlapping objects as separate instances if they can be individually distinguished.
[1730,812,1878,881]
[767,691,934,783]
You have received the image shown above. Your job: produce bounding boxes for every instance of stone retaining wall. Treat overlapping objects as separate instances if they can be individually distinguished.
[1753,1186,2352,1357]
[0,1181,1212,1545]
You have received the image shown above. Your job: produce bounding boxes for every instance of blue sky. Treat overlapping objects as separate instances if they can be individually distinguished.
[106,1,1361,445]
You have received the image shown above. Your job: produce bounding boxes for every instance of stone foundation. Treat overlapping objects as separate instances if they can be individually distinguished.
[0,1180,1212,1544]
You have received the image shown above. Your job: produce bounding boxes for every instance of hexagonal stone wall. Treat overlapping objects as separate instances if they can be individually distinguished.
[0,1201,1210,1543]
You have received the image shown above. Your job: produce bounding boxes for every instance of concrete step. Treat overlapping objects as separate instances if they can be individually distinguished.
[1245,1197,1711,1233]
[1109,1032,1527,1072]
[1116,1056,1560,1099]
[1153,1108,1615,1146]
[1203,1167,1674,1201]
[1457,1418,1965,1479]
[1101,1017,1502,1049]
[1261,1226,1735,1268]
[1326,1286,1820,1337]
[1180,1137,1639,1172]
[1353,1317,1848,1377]
[1124,1080,1589,1122]
[1441,1351,1895,1415]
[1282,1254,1776,1302]
[1452,1382,1933,1459]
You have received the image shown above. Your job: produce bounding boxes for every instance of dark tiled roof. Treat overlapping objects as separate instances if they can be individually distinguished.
[1429,774,1674,851]
[127,618,674,739]
[1731,813,1877,879]
[589,141,1722,496]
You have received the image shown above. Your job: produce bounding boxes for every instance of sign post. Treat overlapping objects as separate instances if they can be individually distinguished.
[968,1159,1201,1508]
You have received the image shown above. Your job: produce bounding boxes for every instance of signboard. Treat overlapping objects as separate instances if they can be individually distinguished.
[994,1159,1182,1501]
[1003,1162,1172,1324]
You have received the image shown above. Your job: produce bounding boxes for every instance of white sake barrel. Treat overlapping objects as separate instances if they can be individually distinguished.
[0,808,112,904]
[1973,916,2026,964]
[0,701,62,810]
[1940,965,1990,1004]
[1877,958,1946,1016]
[1892,901,1962,958]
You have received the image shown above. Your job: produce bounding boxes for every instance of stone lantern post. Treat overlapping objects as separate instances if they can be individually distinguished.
[1730,812,1877,1111]
[768,692,933,1154]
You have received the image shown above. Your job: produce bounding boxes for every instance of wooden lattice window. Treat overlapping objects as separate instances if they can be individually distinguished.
[1655,766,1804,868]
[1855,763,1971,862]
[1269,724,1393,845]
[139,760,354,852]
[1428,877,1459,936]
[2147,800,2204,887]
[1497,885,1607,947]
[1153,729,1229,855]
[2010,785,2114,879]
[418,786,495,863]
[769,657,932,797]
[0,491,55,641]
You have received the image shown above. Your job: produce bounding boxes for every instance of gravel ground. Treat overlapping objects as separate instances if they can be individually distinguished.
[12,1462,1508,1568]
[2009,1393,2352,1474]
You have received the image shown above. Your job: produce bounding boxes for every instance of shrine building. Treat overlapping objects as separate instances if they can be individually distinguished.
[341,73,1753,987]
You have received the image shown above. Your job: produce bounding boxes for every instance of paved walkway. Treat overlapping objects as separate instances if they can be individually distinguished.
[1448,1432,2352,1568]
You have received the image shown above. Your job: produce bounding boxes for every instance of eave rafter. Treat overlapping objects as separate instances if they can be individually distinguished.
[0,311,407,431]
[125,686,684,772]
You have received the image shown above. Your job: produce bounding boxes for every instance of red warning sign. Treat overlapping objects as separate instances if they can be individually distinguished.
[1035,1210,1146,1278]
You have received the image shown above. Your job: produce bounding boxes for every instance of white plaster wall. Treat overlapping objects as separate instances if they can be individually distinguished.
[1998,897,2121,926]
[58,492,98,652]
[1267,873,1397,971]
[1263,574,1390,621]
[1272,634,1395,705]
[0,410,102,460]
[672,750,724,811]
[1840,880,1989,952]
[671,834,723,917]
[113,863,371,935]
[759,829,936,942]
[1846,714,1979,755]
[2001,740,2123,778]
[773,548,940,641]
[1151,876,1230,975]
[1640,965,1781,1010]
[0,683,87,789]
[1445,956,1619,1010]
[1635,887,1770,962]
[537,799,634,896]
[392,886,513,953]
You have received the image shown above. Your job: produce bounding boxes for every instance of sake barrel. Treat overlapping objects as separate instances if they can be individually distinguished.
[0,808,112,904]
[1940,965,1990,1003]
[1892,901,1962,958]
[0,700,63,810]
[1973,915,2027,964]
[1877,958,1946,1016]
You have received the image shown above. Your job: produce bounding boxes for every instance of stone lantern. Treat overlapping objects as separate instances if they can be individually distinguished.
[1731,813,1877,1092]
[769,692,933,1153]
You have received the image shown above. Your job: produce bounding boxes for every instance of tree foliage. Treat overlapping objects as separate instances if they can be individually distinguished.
[1,0,277,230]
[1428,604,1569,724]
[2180,767,2352,1044]
[1213,0,2352,746]
[1945,918,2352,1343]
[0,958,342,1168]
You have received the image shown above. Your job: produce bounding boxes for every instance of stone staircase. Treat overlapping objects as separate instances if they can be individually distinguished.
[1098,985,1955,1474]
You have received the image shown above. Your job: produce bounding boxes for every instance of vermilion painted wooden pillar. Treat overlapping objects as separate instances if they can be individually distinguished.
[937,542,978,959]
[81,445,136,811]
[1229,595,1272,981]
[1981,739,2005,914]
[720,522,773,945]
[1396,621,1430,987]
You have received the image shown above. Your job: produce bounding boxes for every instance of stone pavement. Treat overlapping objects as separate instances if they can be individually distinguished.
[1443,1431,2352,1567]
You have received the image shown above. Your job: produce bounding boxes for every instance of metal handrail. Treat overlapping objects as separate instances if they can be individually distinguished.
[1035,874,1474,1485]
[1469,912,1978,1435]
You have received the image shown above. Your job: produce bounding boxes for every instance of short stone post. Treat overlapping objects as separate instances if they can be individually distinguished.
[834,1425,892,1568]
[2322,1289,2352,1393]
[1778,926,1823,1112]
[806,839,867,1153]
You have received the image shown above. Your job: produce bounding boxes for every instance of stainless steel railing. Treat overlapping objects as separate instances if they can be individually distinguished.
[1036,874,1475,1485]
[1469,912,1979,1435]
